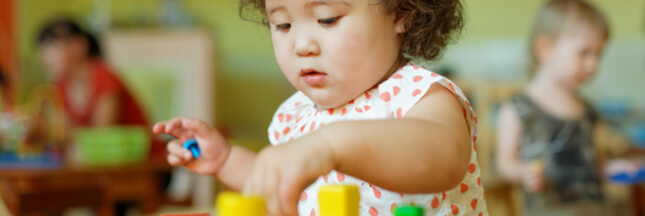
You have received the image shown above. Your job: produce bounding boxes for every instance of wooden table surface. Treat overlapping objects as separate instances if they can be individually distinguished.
[0,155,172,216]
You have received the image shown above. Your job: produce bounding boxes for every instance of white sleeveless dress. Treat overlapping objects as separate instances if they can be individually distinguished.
[267,62,488,216]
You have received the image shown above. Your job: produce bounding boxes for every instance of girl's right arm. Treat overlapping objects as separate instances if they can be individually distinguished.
[495,103,544,192]
[153,117,256,191]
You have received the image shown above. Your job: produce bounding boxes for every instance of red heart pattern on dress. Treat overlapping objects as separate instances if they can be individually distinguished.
[393,86,401,96]
[337,172,345,182]
[369,207,378,216]
[451,205,459,215]
[469,163,476,173]
[461,183,469,193]
[380,92,391,102]
[373,186,381,198]
[412,89,422,97]
[431,196,440,208]
[471,199,478,210]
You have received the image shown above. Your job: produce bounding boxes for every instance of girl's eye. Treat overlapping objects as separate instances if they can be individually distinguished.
[318,17,340,25]
[275,23,291,31]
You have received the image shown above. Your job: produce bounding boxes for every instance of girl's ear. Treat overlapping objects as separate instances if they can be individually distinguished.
[534,35,554,64]
[394,17,405,34]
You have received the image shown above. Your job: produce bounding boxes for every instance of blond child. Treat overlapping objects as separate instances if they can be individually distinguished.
[496,0,631,215]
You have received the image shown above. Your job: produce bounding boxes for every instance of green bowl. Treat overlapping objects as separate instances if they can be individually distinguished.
[74,126,149,166]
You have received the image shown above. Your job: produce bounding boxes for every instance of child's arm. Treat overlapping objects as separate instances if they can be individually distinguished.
[495,102,543,192]
[243,85,474,216]
[324,85,472,192]
[152,117,256,190]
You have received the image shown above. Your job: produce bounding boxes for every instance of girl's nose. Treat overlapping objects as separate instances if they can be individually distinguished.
[294,32,320,57]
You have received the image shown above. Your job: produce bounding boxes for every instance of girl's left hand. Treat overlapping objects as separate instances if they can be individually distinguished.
[243,135,337,216]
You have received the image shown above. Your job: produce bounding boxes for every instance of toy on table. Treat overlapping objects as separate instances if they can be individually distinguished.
[610,170,645,184]
[318,185,360,216]
[160,213,211,216]
[607,160,645,184]
[214,185,361,216]
[216,191,266,216]
[394,206,424,216]
[183,139,200,158]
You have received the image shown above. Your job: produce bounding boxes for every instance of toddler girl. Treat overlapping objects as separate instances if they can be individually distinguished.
[155,0,487,215]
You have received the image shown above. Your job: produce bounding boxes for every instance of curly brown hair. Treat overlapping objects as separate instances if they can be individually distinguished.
[239,0,464,61]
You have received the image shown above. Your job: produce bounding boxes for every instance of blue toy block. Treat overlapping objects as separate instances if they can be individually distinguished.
[610,167,645,184]
[183,139,200,158]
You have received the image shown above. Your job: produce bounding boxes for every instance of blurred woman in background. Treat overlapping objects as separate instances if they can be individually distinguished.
[37,19,167,215]
[37,19,151,131]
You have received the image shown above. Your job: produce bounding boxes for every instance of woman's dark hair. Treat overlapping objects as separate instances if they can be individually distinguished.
[239,0,464,61]
[37,19,102,58]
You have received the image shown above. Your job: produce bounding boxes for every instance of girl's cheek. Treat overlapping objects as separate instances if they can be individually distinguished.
[272,39,289,65]
[329,30,365,65]
[274,45,299,85]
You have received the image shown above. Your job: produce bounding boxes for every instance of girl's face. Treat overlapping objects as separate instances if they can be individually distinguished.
[39,36,88,82]
[539,28,606,90]
[266,0,404,109]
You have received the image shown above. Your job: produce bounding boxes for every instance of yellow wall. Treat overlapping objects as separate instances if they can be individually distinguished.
[17,0,645,140]
[463,0,644,42]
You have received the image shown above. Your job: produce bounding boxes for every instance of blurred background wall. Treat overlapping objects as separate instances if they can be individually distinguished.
[2,0,644,215]
[14,0,645,145]
[16,0,291,145]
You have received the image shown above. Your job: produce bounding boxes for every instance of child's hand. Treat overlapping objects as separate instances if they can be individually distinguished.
[522,161,545,193]
[243,136,336,216]
[153,117,230,176]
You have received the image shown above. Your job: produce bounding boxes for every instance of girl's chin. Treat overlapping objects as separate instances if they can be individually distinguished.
[312,100,345,110]
[309,96,349,110]
[301,88,361,109]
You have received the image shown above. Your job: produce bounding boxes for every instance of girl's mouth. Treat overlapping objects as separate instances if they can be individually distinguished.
[301,68,327,86]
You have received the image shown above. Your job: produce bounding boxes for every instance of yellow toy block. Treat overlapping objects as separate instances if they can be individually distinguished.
[318,185,360,216]
[216,192,266,216]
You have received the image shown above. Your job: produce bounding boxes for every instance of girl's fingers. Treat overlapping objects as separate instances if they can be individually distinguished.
[167,154,184,166]
[266,191,281,216]
[243,164,270,212]
[183,118,213,139]
[279,182,298,216]
[165,117,187,135]
[243,166,260,196]
[167,140,192,160]
[264,168,281,216]
[158,117,200,140]
[152,122,166,134]
[276,173,296,216]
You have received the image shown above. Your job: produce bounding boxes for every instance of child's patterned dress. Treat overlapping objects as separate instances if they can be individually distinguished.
[267,62,488,216]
